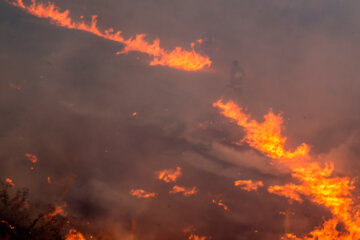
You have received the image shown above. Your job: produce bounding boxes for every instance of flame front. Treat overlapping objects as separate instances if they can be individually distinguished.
[214,99,360,239]
[234,180,263,192]
[5,178,14,186]
[169,185,198,197]
[156,167,182,183]
[9,0,211,71]
[213,99,309,160]
[25,153,38,163]
[129,189,157,199]
[65,229,86,240]
[212,199,229,211]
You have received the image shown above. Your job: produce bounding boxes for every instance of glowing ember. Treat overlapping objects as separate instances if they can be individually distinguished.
[234,180,263,192]
[129,189,157,199]
[156,166,182,183]
[9,0,211,71]
[5,178,14,186]
[212,199,229,211]
[0,220,15,230]
[25,153,38,163]
[214,99,360,239]
[131,112,138,116]
[169,185,198,196]
[65,229,86,240]
[47,176,52,183]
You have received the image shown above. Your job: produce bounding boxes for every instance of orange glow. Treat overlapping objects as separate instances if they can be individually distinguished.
[212,199,229,211]
[131,112,137,116]
[169,185,198,196]
[234,180,263,192]
[65,229,86,240]
[213,99,309,160]
[25,153,38,163]
[129,189,157,199]
[0,220,15,230]
[46,205,67,219]
[47,176,52,183]
[214,99,360,239]
[5,178,14,186]
[156,166,182,183]
[188,233,207,240]
[9,0,211,71]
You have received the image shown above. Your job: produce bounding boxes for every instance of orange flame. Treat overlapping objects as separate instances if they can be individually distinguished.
[188,233,208,240]
[156,167,182,183]
[9,0,211,71]
[129,189,157,199]
[5,178,15,186]
[25,153,38,163]
[169,185,198,196]
[214,99,360,239]
[65,229,86,240]
[46,205,67,219]
[213,99,309,160]
[212,199,229,211]
[234,180,263,192]
[0,220,15,230]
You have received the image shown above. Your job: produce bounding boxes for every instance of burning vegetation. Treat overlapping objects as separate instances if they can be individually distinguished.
[214,99,360,239]
[3,0,360,239]
[9,0,211,71]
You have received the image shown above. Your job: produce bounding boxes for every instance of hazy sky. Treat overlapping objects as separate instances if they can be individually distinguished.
[1,0,360,239]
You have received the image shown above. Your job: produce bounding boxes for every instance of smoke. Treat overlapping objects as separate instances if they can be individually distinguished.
[2,0,360,239]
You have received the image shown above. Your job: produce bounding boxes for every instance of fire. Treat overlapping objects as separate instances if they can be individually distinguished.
[234,180,263,192]
[212,199,229,211]
[129,189,157,199]
[65,229,86,240]
[169,185,198,196]
[5,178,14,186]
[156,167,182,183]
[46,205,67,219]
[213,99,309,160]
[25,153,38,163]
[9,0,211,71]
[188,233,207,240]
[0,220,15,230]
[214,99,360,239]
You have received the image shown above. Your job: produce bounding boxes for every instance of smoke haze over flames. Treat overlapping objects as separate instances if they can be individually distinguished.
[3,0,360,239]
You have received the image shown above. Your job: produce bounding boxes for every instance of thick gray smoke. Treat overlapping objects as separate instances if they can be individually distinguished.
[1,0,360,239]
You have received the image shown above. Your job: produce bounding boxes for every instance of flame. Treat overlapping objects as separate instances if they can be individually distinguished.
[9,0,211,71]
[213,99,309,160]
[234,180,263,192]
[66,229,86,240]
[214,99,360,239]
[5,178,14,186]
[188,233,207,240]
[25,153,38,163]
[129,189,157,199]
[156,167,182,183]
[0,220,15,230]
[212,199,229,211]
[169,185,198,196]
[46,205,67,219]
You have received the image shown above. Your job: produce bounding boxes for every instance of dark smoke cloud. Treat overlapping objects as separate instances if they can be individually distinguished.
[1,0,360,239]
